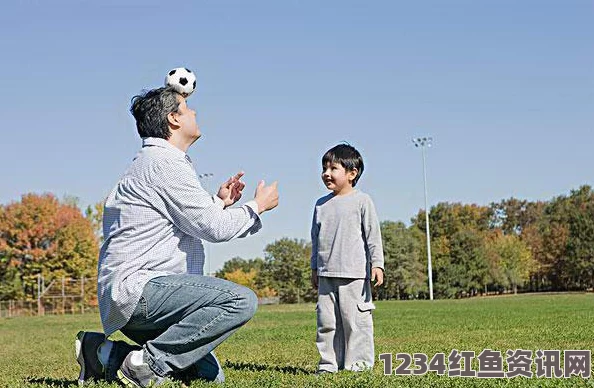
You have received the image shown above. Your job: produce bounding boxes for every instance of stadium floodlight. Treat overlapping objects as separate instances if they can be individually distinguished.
[412,136,434,300]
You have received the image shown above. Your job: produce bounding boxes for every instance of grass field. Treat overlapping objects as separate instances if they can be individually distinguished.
[1,293,593,387]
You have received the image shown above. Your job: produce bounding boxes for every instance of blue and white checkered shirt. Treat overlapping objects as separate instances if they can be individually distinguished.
[97,137,261,335]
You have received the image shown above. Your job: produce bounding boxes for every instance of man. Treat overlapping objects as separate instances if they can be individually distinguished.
[76,86,279,386]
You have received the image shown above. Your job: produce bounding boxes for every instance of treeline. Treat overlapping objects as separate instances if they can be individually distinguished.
[0,194,99,302]
[217,185,594,301]
[2,186,593,302]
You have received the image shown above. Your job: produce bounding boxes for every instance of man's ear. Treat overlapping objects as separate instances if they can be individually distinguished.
[167,111,179,130]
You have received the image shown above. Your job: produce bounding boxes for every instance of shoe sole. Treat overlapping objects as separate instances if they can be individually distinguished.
[117,369,140,387]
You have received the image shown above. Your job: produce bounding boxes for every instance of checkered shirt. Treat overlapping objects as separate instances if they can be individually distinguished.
[97,137,261,335]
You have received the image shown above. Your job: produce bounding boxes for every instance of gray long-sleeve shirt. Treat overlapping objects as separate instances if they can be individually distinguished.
[310,190,384,279]
[98,137,261,335]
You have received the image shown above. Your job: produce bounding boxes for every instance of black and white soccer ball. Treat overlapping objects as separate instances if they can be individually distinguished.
[165,67,197,97]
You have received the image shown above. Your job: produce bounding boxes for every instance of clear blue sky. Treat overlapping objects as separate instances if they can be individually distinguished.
[1,1,592,272]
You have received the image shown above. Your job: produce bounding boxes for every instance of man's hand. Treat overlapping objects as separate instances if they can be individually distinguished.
[311,269,318,289]
[371,267,384,287]
[217,172,245,207]
[254,180,279,214]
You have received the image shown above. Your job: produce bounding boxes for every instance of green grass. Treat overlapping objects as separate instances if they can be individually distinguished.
[1,294,594,387]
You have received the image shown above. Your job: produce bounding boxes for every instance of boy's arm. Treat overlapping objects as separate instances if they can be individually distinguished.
[362,195,384,272]
[310,207,319,289]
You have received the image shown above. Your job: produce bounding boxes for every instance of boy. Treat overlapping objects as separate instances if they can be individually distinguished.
[310,143,385,373]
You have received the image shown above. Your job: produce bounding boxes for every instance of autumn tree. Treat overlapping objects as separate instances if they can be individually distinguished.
[215,256,276,297]
[485,232,534,294]
[0,193,99,301]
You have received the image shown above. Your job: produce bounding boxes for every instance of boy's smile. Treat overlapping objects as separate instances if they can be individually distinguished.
[321,162,358,195]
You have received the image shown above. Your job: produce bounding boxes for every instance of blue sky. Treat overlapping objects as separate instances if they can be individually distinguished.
[1,1,592,272]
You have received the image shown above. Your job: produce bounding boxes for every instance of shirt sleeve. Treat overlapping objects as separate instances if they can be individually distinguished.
[362,195,384,270]
[310,206,319,270]
[153,159,262,242]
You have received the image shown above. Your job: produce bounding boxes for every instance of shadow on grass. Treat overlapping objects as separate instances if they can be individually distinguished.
[26,377,78,387]
[224,360,312,375]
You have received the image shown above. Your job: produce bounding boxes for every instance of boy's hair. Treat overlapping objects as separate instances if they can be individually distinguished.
[130,86,181,139]
[322,143,364,187]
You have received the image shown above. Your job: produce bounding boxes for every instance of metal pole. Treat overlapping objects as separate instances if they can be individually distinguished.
[413,137,434,300]
[421,146,434,300]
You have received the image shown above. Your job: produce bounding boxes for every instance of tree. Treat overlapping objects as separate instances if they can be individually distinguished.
[261,238,313,303]
[215,256,276,297]
[85,201,104,241]
[215,256,264,278]
[0,193,99,301]
[485,232,535,294]
[380,221,426,299]
[542,185,594,290]
[444,229,489,298]
[412,202,491,240]
[490,198,543,235]
[411,203,491,299]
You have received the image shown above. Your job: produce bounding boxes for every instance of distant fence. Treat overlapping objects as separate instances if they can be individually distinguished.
[0,276,97,318]
[0,276,279,318]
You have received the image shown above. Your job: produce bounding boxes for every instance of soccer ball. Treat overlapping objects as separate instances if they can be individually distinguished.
[165,67,197,97]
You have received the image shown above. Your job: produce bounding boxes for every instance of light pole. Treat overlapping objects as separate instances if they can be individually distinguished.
[412,137,434,300]
[198,173,214,276]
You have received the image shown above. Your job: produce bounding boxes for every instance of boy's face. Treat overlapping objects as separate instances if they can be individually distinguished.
[321,162,358,195]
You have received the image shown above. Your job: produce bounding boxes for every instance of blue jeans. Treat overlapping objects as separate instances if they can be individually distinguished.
[119,274,258,383]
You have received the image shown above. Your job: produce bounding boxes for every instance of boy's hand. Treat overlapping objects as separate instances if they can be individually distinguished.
[371,267,384,287]
[311,269,318,289]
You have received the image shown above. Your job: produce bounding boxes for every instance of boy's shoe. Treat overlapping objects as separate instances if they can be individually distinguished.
[117,351,169,387]
[75,331,106,385]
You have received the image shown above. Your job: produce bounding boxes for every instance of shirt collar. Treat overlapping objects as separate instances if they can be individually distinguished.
[142,137,192,163]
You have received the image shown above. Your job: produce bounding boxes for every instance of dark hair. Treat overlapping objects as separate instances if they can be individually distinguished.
[322,143,364,187]
[129,86,181,139]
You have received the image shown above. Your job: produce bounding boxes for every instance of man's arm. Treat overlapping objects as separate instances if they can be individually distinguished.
[154,161,277,242]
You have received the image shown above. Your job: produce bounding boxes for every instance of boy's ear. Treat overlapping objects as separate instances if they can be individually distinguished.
[348,168,358,182]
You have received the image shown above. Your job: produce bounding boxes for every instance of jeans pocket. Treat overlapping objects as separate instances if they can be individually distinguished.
[356,302,375,328]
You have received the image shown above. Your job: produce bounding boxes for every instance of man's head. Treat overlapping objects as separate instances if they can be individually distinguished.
[130,87,200,149]
[322,143,364,188]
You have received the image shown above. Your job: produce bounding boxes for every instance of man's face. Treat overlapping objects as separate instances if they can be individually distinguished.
[174,96,200,141]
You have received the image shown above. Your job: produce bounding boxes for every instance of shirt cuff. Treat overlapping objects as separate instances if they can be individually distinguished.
[213,195,225,208]
[244,200,259,214]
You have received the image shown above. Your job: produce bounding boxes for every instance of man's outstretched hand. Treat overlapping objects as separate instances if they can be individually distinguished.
[254,180,279,214]
[217,172,245,207]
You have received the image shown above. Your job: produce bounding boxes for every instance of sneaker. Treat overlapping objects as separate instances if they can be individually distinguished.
[106,340,142,381]
[75,331,106,385]
[117,351,168,387]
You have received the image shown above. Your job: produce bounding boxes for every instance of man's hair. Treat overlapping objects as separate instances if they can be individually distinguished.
[130,86,181,139]
[322,143,364,187]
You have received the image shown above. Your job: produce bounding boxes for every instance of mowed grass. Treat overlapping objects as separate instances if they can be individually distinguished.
[1,294,593,387]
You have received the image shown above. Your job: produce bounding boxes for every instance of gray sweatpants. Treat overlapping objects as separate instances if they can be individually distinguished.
[316,277,376,372]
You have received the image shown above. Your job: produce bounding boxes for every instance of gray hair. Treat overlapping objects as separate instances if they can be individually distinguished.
[130,86,181,139]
